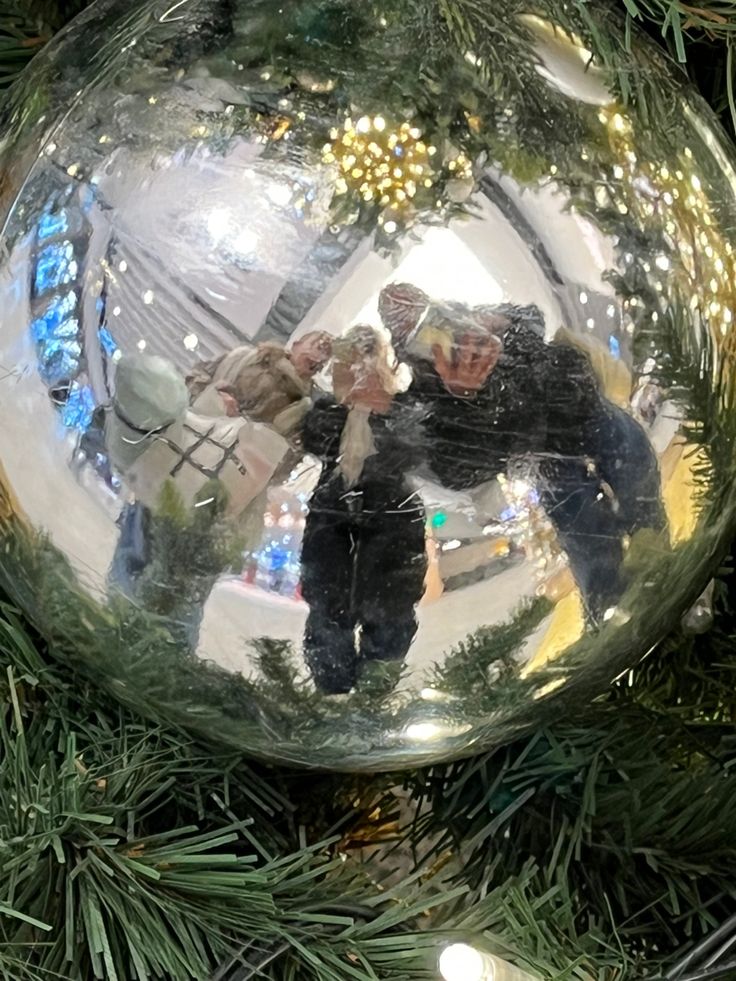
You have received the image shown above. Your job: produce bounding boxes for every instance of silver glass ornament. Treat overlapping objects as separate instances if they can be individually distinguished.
[0,0,735,770]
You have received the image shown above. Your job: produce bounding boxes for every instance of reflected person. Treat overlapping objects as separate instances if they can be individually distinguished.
[300,325,428,696]
[106,334,332,648]
[187,331,333,441]
[380,284,666,621]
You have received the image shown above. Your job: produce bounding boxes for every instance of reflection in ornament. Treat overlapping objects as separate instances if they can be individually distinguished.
[1,0,736,770]
[323,116,437,209]
[322,115,472,233]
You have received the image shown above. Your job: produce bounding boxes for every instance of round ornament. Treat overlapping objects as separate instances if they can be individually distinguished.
[0,0,734,770]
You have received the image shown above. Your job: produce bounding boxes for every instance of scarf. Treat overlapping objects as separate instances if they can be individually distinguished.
[338,407,377,488]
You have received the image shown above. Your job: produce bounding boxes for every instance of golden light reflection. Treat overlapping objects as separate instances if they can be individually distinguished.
[322,114,471,225]
[598,106,736,348]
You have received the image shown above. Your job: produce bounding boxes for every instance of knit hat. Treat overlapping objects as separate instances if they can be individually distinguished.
[107,353,189,472]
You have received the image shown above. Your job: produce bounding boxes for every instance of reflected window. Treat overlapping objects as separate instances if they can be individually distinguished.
[61,383,95,430]
[38,345,81,387]
[31,291,78,342]
[37,210,69,241]
[34,242,78,295]
[98,326,118,357]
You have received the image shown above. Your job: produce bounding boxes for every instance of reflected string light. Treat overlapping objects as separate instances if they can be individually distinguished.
[598,106,736,342]
[323,115,437,207]
[498,472,559,579]
[322,115,472,229]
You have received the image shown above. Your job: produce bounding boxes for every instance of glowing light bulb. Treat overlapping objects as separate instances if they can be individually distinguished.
[439,944,486,981]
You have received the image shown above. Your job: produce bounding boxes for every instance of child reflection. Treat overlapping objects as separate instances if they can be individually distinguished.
[300,325,427,696]
[379,284,666,622]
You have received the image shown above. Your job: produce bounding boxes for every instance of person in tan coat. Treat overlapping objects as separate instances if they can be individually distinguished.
[186,331,333,439]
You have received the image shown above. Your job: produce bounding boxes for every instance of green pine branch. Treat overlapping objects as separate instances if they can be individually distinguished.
[0,6,49,89]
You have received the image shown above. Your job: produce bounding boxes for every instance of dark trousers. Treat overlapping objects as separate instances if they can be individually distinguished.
[539,406,665,621]
[301,494,428,695]
[109,503,150,586]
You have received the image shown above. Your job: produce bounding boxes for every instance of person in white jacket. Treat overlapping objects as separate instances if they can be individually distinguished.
[106,332,332,650]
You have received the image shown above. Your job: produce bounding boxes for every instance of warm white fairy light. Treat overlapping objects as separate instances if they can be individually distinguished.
[439,944,485,981]
[439,944,539,981]
[497,473,560,578]
[322,114,472,232]
[597,105,736,348]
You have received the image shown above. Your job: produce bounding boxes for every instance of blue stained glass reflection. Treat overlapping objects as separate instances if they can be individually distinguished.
[39,349,80,386]
[39,338,82,363]
[31,291,78,342]
[37,210,69,241]
[61,384,95,431]
[34,242,78,295]
[32,317,79,344]
[609,335,621,359]
[98,327,118,357]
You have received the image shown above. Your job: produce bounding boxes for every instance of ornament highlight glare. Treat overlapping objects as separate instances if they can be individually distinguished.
[0,0,735,769]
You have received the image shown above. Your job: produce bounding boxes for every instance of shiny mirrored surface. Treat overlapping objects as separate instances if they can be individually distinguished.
[0,0,735,769]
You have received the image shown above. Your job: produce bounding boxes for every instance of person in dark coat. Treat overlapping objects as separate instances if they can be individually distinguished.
[379,284,666,621]
[300,325,428,695]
